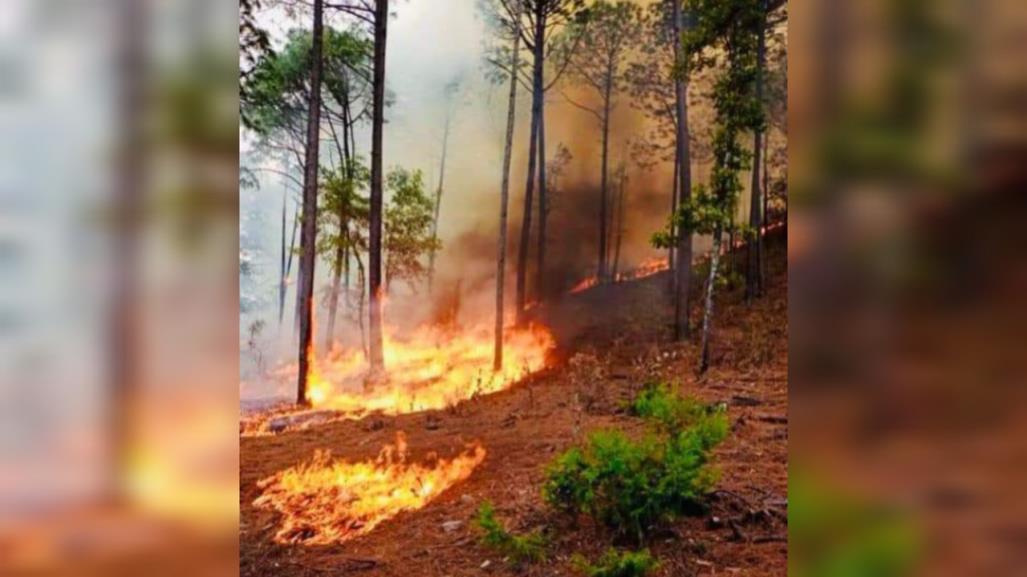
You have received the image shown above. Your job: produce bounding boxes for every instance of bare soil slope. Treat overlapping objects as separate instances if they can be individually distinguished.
[240,235,788,577]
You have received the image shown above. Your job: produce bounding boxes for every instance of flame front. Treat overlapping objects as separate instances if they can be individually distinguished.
[253,433,485,545]
[568,257,670,294]
[569,276,599,294]
[304,323,554,416]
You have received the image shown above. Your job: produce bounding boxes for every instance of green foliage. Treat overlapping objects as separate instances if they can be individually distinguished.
[572,549,658,577]
[631,383,711,434]
[316,159,370,270]
[790,470,921,577]
[692,257,742,292]
[652,184,732,249]
[474,502,547,566]
[241,27,370,139]
[652,0,765,252]
[555,0,642,120]
[383,168,441,289]
[542,401,727,542]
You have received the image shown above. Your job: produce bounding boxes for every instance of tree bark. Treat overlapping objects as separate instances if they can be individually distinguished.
[284,205,299,326]
[535,91,547,301]
[428,107,451,293]
[699,228,722,374]
[296,0,325,406]
[760,130,769,291]
[612,166,626,279]
[279,191,287,326]
[368,0,389,373]
[516,7,545,323]
[495,0,522,370]
[111,0,144,501]
[325,91,354,351]
[597,73,612,281]
[668,142,679,293]
[672,0,693,341]
[746,0,767,304]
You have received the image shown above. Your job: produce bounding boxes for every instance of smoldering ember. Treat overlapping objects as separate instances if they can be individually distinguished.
[240,0,788,575]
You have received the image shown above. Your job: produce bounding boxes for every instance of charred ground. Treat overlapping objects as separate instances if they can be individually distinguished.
[240,231,787,577]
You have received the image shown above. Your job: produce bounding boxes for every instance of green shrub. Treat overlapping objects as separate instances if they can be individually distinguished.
[631,383,709,433]
[572,549,658,577]
[545,387,729,540]
[543,406,728,541]
[474,501,547,566]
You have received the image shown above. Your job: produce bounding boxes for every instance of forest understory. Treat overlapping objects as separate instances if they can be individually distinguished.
[240,231,788,577]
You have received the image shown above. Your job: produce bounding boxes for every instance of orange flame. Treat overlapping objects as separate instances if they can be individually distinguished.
[303,323,554,416]
[253,432,486,544]
[617,256,670,281]
[569,276,599,294]
[568,257,670,294]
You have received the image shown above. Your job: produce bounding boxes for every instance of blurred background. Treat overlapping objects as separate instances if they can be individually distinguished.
[0,0,1024,575]
[789,0,1027,575]
[0,0,238,575]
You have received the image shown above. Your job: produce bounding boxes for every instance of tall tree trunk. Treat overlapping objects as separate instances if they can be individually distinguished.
[279,192,287,326]
[699,228,722,374]
[495,0,522,370]
[672,0,693,341]
[746,0,767,303]
[355,251,368,359]
[667,143,679,293]
[516,8,545,323]
[325,242,344,351]
[296,0,325,406]
[325,95,354,352]
[284,205,299,326]
[428,108,451,293]
[597,74,612,281]
[612,166,626,279]
[760,131,769,291]
[535,93,548,301]
[368,0,389,373]
[111,0,144,501]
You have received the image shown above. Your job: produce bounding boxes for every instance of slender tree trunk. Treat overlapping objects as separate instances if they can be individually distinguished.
[355,251,368,359]
[495,0,522,370]
[597,74,612,281]
[672,0,693,341]
[612,166,626,279]
[535,93,548,301]
[284,205,299,326]
[428,109,451,293]
[699,228,722,374]
[279,192,287,326]
[746,0,767,303]
[344,241,351,291]
[668,143,679,293]
[368,0,389,373]
[296,0,325,406]
[111,0,144,502]
[760,131,769,290]
[516,9,545,323]
[325,96,354,351]
[324,201,348,352]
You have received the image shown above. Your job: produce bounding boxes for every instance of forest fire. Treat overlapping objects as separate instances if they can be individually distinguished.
[619,256,670,281]
[569,276,599,294]
[253,433,486,545]
[305,323,554,416]
[568,257,670,294]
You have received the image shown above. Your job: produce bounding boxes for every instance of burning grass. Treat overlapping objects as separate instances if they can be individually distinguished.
[253,432,486,545]
[308,323,552,414]
[569,257,670,295]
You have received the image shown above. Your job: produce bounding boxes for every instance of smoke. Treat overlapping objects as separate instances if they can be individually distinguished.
[240,0,732,399]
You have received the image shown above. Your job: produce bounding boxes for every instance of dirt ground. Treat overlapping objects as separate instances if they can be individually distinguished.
[240,235,788,577]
